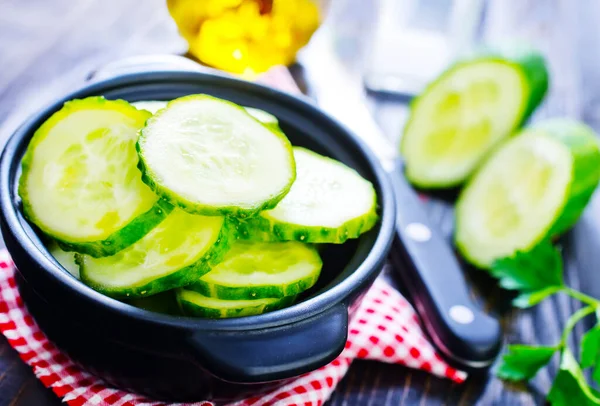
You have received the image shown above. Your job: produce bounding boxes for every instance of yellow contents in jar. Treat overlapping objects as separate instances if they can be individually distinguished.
[167,0,322,75]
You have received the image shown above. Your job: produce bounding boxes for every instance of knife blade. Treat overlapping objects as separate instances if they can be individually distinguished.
[299,25,502,369]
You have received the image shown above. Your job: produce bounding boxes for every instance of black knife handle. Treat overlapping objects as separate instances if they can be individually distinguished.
[388,161,502,370]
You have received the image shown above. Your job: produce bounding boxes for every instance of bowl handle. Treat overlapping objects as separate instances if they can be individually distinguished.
[186,303,348,383]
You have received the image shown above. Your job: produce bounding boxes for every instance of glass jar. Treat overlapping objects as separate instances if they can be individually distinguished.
[167,0,327,75]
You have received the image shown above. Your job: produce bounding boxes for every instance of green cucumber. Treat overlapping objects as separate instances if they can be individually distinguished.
[137,95,295,217]
[455,119,600,268]
[401,46,549,188]
[233,147,378,243]
[48,242,79,279]
[177,289,297,318]
[19,97,172,257]
[132,100,280,130]
[190,241,322,300]
[78,209,231,298]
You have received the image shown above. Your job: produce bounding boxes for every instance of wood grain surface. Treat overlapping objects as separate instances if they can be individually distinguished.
[2,0,600,405]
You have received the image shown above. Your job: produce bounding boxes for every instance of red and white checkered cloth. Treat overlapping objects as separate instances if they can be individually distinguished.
[0,250,466,406]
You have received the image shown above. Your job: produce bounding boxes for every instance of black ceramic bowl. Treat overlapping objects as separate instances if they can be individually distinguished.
[0,71,395,403]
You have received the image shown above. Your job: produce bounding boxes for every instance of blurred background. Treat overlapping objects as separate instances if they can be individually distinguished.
[2,0,600,405]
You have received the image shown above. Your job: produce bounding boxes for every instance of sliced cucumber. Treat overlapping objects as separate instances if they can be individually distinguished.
[137,95,295,217]
[401,46,549,188]
[78,209,231,298]
[177,289,296,319]
[190,241,322,300]
[48,241,79,279]
[244,107,280,131]
[19,97,172,257]
[132,100,280,130]
[234,147,378,243]
[455,119,600,268]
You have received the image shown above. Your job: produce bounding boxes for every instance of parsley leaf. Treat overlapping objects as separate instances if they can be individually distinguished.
[581,326,600,369]
[495,344,557,381]
[491,240,564,308]
[580,310,600,387]
[548,348,600,406]
[512,287,564,308]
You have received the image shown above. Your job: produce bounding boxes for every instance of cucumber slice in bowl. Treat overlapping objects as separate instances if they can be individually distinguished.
[401,47,549,188]
[190,241,322,300]
[455,119,600,268]
[234,147,378,243]
[132,101,280,130]
[137,95,295,217]
[177,290,297,319]
[19,97,172,257]
[78,209,231,298]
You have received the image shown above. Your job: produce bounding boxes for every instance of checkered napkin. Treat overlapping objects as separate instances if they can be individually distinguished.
[0,250,466,406]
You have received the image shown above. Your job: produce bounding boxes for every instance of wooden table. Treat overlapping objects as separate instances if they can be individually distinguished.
[2,0,600,404]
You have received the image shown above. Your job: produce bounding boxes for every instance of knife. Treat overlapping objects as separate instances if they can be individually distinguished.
[299,25,502,370]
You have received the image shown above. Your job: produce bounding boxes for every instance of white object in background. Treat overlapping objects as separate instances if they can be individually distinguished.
[364,0,485,96]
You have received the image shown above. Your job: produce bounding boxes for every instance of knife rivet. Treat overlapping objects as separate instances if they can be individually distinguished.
[449,305,475,324]
[405,222,431,242]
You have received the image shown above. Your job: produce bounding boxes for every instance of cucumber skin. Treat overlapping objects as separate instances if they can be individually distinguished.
[19,97,167,258]
[536,120,600,236]
[136,94,296,218]
[177,292,297,319]
[77,218,234,299]
[401,46,549,189]
[133,101,282,133]
[190,266,320,300]
[455,119,600,269]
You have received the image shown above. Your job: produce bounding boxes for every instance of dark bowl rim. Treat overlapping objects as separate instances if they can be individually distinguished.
[0,70,396,331]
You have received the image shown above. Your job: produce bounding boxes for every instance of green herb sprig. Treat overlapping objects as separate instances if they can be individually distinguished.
[492,240,600,405]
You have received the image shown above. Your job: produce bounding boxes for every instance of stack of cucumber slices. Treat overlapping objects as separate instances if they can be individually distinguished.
[19,95,379,318]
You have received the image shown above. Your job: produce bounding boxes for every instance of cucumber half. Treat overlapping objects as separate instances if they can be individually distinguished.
[48,242,80,279]
[78,209,231,298]
[455,119,600,268]
[19,97,171,257]
[401,46,549,188]
[132,101,280,130]
[137,95,295,217]
[190,241,322,300]
[177,289,297,319]
[234,147,378,243]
